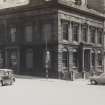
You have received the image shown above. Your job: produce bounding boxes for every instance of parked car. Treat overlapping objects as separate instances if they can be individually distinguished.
[0,69,15,86]
[89,73,105,85]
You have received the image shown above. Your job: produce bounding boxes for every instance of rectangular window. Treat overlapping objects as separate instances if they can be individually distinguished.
[26,49,33,69]
[62,51,69,69]
[90,27,96,43]
[10,27,16,42]
[98,53,102,66]
[42,24,52,42]
[92,52,95,66]
[97,29,102,44]
[72,23,79,42]
[25,25,32,42]
[61,21,69,41]
[82,25,87,42]
[73,50,78,67]
[8,51,17,68]
[0,51,3,67]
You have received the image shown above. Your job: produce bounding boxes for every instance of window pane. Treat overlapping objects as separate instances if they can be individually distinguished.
[72,23,79,42]
[25,25,32,42]
[98,53,102,66]
[97,29,102,44]
[62,21,69,40]
[8,51,17,67]
[90,27,95,43]
[82,25,87,42]
[73,51,78,67]
[62,51,69,69]
[10,27,16,42]
[42,24,52,42]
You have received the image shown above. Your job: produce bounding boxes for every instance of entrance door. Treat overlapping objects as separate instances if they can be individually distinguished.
[84,49,90,71]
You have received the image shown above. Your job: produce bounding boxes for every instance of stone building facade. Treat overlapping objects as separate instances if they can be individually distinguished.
[0,0,104,79]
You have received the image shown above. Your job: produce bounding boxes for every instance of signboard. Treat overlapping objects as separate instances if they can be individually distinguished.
[0,0,29,9]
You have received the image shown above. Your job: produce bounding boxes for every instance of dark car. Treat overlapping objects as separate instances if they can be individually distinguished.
[89,73,105,85]
[0,69,15,86]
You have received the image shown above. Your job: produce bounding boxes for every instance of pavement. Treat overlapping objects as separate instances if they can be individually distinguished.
[0,75,105,105]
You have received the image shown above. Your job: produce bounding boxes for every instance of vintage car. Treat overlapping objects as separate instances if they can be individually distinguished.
[0,69,15,86]
[89,73,105,85]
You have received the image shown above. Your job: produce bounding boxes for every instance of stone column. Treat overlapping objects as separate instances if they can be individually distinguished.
[79,23,82,43]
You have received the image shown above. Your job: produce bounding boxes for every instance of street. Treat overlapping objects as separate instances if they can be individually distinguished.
[0,75,105,105]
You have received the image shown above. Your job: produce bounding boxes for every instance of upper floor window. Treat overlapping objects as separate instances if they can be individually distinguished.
[97,29,103,44]
[72,22,79,42]
[82,24,87,42]
[10,27,16,42]
[25,25,33,42]
[61,20,69,41]
[42,23,52,42]
[90,27,96,43]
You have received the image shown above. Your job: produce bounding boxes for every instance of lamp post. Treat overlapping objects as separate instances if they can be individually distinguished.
[45,51,50,78]
[45,31,50,78]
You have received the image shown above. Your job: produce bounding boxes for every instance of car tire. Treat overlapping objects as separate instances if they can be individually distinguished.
[91,80,97,85]
[1,80,4,86]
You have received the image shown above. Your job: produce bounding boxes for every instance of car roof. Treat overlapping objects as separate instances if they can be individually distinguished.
[0,69,12,72]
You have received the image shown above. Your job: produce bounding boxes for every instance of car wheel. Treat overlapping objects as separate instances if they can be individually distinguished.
[1,80,4,86]
[91,80,97,85]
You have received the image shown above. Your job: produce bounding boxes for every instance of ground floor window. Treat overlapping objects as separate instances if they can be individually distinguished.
[73,49,78,67]
[0,51,3,67]
[10,51,17,67]
[26,49,33,69]
[62,50,69,70]
[91,52,95,66]
[7,50,17,68]
[97,51,102,66]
